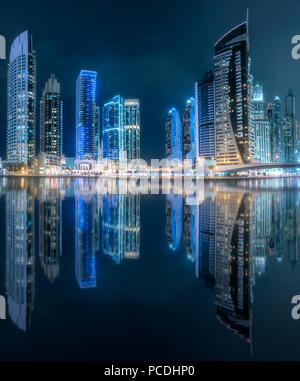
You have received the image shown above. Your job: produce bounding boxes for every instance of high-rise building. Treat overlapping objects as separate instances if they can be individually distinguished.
[76,70,97,159]
[124,99,140,160]
[252,84,271,163]
[183,97,197,162]
[102,95,125,162]
[195,71,215,161]
[7,31,36,169]
[166,194,183,251]
[94,105,101,159]
[165,108,182,162]
[272,96,284,162]
[213,19,253,165]
[40,74,63,158]
[284,89,296,163]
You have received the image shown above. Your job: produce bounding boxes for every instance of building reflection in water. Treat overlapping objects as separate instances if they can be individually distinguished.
[39,180,62,283]
[101,193,140,264]
[5,186,35,331]
[75,180,98,288]
[2,176,300,340]
[166,193,182,251]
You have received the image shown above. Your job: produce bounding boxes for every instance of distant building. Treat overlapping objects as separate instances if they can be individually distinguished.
[7,31,36,170]
[76,70,97,159]
[94,105,101,159]
[284,89,296,163]
[272,96,284,162]
[40,74,63,158]
[165,108,182,162]
[213,19,253,165]
[252,84,271,163]
[102,95,125,163]
[124,99,140,160]
[183,97,197,162]
[195,71,215,161]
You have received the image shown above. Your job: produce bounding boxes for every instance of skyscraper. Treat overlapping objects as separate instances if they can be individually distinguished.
[272,96,284,162]
[124,99,140,160]
[165,108,182,162]
[94,105,101,159]
[40,74,63,157]
[252,84,271,163]
[102,95,125,162]
[213,19,253,165]
[195,71,215,161]
[284,89,296,163]
[183,97,197,162]
[76,70,97,159]
[7,31,36,170]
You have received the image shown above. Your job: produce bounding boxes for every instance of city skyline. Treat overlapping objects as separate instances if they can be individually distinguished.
[0,2,299,162]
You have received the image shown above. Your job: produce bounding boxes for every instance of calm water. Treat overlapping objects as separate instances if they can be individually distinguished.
[1,177,300,361]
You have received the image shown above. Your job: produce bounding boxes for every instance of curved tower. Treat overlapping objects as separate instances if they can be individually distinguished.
[213,20,253,165]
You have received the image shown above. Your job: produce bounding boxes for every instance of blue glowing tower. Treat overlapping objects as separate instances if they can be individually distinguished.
[76,70,97,159]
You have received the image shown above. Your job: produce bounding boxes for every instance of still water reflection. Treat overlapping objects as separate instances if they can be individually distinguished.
[1,177,300,360]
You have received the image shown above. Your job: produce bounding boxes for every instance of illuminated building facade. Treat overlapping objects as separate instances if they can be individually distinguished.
[40,74,63,158]
[76,70,97,159]
[124,99,140,160]
[272,96,284,162]
[195,71,215,160]
[252,84,271,163]
[213,20,253,165]
[183,97,197,162]
[94,105,101,159]
[7,31,36,169]
[102,95,125,162]
[165,108,182,162]
[284,89,296,163]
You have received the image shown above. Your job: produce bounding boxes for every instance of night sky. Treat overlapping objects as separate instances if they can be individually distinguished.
[0,0,299,160]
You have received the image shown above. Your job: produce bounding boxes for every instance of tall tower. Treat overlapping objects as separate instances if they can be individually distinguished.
[76,70,97,159]
[284,89,296,162]
[124,99,140,160]
[165,108,182,162]
[213,19,253,165]
[272,96,284,162]
[40,74,63,157]
[102,95,124,162]
[195,71,215,161]
[183,97,197,162]
[94,105,101,159]
[7,31,36,169]
[252,84,271,163]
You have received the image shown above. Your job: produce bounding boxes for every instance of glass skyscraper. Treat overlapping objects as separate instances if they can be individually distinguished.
[252,84,271,163]
[165,108,182,162]
[7,31,36,169]
[124,99,140,160]
[195,71,215,161]
[40,74,63,157]
[76,70,97,159]
[213,19,253,165]
[183,97,197,162]
[102,95,125,162]
[284,89,296,163]
[94,105,101,159]
[272,96,284,162]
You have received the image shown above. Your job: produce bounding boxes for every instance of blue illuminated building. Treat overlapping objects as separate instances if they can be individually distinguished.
[102,95,125,162]
[165,108,182,162]
[183,98,197,162]
[76,70,97,159]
